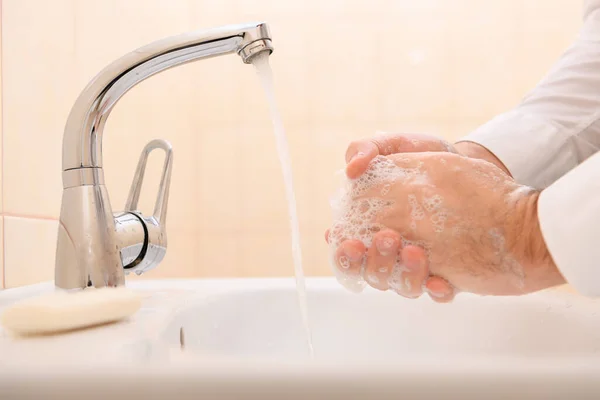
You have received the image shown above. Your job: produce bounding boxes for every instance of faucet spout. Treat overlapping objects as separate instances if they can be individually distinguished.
[55,22,273,289]
[63,21,272,173]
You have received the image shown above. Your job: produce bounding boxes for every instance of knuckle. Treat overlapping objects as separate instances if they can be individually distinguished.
[370,138,393,154]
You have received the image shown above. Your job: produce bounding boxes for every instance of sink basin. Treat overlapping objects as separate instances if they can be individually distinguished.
[1,277,600,399]
[161,278,600,362]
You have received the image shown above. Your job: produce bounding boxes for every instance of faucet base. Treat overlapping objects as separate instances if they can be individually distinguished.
[55,185,125,289]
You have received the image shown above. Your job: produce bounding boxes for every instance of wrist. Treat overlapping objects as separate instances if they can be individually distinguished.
[510,190,565,292]
[454,141,512,177]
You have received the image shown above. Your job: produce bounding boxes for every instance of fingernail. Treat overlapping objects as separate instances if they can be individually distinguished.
[368,274,380,285]
[349,151,365,163]
[405,257,422,271]
[376,236,397,256]
[426,282,453,296]
[427,289,447,298]
[344,247,363,262]
[338,255,350,269]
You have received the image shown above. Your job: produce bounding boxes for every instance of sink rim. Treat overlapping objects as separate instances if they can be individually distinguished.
[0,276,599,400]
[1,277,599,372]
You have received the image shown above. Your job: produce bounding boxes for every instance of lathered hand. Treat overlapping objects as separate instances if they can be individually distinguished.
[328,152,565,298]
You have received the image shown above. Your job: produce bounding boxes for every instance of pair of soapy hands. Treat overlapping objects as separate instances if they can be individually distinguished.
[324,133,566,303]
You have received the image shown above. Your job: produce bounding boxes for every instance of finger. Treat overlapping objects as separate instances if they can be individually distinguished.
[346,133,456,179]
[324,229,330,244]
[429,290,455,303]
[345,141,379,179]
[375,132,455,154]
[425,276,456,303]
[364,230,401,291]
[348,133,453,162]
[334,240,366,277]
[391,245,429,298]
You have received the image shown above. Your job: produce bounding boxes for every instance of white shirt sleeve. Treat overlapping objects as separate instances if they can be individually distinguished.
[457,1,600,296]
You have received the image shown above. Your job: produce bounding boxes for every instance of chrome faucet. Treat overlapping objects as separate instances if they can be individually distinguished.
[55,22,273,289]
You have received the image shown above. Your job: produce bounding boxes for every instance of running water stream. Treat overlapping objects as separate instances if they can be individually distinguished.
[251,53,314,357]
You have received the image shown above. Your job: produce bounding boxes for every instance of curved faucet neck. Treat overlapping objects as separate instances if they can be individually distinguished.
[61,22,273,182]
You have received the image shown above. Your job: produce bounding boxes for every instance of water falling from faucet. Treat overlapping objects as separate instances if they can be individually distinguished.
[251,53,314,357]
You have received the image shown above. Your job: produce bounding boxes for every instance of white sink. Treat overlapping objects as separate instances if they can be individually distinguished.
[161,278,600,362]
[0,277,600,399]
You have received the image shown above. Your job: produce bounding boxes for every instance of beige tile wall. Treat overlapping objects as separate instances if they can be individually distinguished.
[0,0,582,288]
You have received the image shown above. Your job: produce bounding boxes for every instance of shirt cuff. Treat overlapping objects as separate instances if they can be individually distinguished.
[537,151,600,296]
[457,111,579,189]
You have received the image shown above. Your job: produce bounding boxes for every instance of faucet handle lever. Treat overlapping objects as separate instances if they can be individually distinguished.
[121,139,173,276]
[125,139,173,228]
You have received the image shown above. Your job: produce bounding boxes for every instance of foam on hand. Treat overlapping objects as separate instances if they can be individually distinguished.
[328,156,432,293]
[328,153,528,295]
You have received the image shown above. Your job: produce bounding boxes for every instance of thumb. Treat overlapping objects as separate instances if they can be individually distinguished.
[344,141,379,179]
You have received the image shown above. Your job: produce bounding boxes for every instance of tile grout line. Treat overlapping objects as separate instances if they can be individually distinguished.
[0,212,59,222]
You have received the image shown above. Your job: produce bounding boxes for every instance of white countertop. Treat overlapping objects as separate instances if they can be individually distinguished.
[1,278,599,400]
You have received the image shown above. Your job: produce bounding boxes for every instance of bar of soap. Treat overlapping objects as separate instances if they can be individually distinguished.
[1,287,142,336]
